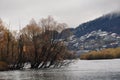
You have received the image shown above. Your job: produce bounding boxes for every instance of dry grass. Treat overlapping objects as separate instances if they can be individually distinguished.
[80,47,120,60]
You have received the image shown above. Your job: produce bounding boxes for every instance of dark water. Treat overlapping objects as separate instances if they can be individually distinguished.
[0,59,120,80]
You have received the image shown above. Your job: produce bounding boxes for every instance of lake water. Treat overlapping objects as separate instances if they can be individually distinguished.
[0,59,120,80]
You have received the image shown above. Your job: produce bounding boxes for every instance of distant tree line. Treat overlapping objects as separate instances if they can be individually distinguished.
[0,16,75,70]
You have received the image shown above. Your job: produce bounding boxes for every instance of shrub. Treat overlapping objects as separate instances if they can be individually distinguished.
[80,47,120,60]
[0,61,8,71]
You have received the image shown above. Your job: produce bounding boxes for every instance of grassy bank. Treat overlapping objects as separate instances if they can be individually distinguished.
[80,47,120,60]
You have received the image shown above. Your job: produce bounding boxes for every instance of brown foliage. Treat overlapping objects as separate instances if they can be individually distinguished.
[0,61,8,71]
[0,17,73,70]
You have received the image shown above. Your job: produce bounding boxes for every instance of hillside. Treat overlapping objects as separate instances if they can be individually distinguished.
[74,12,120,37]
[61,12,120,51]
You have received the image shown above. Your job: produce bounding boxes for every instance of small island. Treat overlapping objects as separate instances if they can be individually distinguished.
[0,17,74,71]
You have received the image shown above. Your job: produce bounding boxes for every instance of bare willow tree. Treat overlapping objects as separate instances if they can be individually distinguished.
[36,16,70,68]
[0,19,6,61]
[20,18,42,68]
[0,17,74,70]
[0,19,16,63]
[0,19,10,61]
[18,16,72,69]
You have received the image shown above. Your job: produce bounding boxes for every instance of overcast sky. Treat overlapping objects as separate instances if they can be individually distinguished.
[0,0,120,30]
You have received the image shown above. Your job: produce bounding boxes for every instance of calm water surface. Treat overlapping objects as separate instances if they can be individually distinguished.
[0,59,120,80]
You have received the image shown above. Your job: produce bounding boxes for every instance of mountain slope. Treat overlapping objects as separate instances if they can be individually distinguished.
[74,12,120,37]
[61,12,120,52]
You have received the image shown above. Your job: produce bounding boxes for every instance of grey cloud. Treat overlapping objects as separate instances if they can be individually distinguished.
[0,0,120,30]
